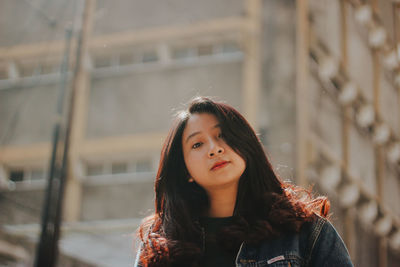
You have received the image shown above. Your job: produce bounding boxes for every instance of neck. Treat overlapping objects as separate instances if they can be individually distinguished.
[206,182,238,217]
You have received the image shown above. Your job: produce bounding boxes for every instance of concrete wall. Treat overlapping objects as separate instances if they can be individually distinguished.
[81,180,154,221]
[0,0,243,47]
[87,62,243,138]
[94,0,243,36]
[260,0,297,179]
[0,85,57,145]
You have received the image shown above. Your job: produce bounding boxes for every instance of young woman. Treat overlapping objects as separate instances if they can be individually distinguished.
[135,97,353,267]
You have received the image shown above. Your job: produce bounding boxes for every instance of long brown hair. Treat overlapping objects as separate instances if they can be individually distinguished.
[137,97,329,266]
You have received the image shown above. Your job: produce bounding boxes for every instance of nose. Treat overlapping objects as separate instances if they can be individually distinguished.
[208,142,224,158]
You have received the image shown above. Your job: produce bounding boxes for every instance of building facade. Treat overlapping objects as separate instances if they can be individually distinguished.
[0,0,399,266]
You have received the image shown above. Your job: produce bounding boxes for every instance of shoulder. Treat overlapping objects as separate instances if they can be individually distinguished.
[298,214,327,247]
[301,214,353,267]
[241,215,353,266]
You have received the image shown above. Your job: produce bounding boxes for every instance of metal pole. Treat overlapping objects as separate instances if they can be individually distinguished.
[34,27,73,267]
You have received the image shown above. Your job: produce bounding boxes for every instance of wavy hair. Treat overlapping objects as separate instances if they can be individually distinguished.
[137,97,329,266]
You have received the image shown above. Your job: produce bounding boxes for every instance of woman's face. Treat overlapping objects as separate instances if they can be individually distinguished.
[182,113,246,192]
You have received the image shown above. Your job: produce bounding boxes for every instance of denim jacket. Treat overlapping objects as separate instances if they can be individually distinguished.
[234,216,353,266]
[134,216,353,267]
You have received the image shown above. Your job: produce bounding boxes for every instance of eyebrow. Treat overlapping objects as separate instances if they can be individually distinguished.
[185,124,221,144]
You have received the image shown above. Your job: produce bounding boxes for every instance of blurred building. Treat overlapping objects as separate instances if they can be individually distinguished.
[0,0,399,266]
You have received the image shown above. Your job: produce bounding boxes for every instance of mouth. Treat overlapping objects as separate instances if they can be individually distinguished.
[211,161,229,170]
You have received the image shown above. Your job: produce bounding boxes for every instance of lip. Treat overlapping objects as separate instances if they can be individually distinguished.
[211,160,229,170]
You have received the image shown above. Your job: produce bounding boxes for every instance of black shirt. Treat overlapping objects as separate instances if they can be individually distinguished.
[199,216,236,267]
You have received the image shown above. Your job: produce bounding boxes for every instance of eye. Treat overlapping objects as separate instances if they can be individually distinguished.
[192,142,202,149]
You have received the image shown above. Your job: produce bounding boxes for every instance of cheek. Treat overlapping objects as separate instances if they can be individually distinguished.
[183,151,200,175]
[232,151,246,173]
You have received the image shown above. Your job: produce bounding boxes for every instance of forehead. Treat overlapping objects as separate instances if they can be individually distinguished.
[183,113,219,136]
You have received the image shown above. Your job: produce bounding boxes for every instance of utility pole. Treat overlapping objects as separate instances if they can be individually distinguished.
[34,0,95,265]
[34,27,73,267]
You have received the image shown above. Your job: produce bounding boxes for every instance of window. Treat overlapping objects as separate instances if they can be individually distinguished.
[39,63,56,75]
[119,52,135,65]
[111,162,128,174]
[84,157,155,178]
[221,42,240,53]
[197,44,214,56]
[141,51,158,63]
[172,47,196,60]
[87,163,103,176]
[19,64,35,77]
[9,170,24,182]
[94,56,111,68]
[8,167,46,183]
